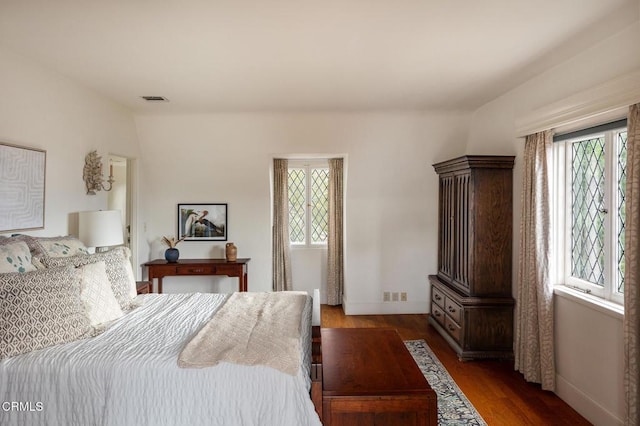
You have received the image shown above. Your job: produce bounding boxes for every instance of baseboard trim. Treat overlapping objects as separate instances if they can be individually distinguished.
[555,374,623,426]
[342,295,428,315]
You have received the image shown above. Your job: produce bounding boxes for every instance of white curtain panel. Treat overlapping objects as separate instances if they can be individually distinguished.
[515,130,556,391]
[272,159,292,292]
[624,104,640,426]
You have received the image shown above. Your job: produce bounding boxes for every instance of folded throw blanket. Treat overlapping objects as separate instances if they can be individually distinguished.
[177,291,307,375]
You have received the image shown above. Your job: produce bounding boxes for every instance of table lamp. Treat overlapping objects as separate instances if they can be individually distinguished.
[78,210,124,252]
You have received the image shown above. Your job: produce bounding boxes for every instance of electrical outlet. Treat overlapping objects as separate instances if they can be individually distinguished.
[383,292,390,302]
[392,292,399,302]
[400,292,407,301]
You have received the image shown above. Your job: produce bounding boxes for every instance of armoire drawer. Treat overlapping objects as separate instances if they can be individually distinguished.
[431,303,445,326]
[444,298,462,324]
[444,316,462,343]
[432,286,445,308]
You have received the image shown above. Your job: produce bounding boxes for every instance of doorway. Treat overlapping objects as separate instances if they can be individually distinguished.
[107,154,139,278]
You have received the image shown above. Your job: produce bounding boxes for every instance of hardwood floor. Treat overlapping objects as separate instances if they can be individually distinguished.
[321,305,592,426]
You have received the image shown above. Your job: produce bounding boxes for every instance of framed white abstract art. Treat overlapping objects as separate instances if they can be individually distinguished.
[0,142,46,233]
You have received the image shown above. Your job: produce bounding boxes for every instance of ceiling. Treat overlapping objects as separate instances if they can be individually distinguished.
[0,1,637,113]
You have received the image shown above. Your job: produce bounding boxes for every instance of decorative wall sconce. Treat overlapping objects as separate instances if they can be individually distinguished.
[83,150,114,195]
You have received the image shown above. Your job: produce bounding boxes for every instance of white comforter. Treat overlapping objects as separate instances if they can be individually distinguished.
[0,293,321,426]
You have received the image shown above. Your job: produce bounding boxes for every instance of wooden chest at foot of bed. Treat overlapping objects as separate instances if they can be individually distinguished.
[321,327,437,426]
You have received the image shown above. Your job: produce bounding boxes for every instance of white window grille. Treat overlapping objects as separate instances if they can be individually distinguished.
[288,160,329,246]
[554,120,627,305]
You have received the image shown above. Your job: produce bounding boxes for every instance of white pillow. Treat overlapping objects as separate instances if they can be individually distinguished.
[79,261,124,327]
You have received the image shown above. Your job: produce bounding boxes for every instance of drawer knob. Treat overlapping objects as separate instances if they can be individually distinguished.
[434,294,442,301]
[191,268,204,273]
[448,306,456,313]
[434,311,441,317]
[447,324,456,331]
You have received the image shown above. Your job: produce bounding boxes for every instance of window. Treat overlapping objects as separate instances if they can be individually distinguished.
[554,120,627,304]
[288,161,329,246]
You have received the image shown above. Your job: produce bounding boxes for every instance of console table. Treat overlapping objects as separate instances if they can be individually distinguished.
[143,258,250,293]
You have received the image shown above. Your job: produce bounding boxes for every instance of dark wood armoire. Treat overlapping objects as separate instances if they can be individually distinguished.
[428,155,515,360]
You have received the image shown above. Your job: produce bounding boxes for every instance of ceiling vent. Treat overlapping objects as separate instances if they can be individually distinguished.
[141,96,169,102]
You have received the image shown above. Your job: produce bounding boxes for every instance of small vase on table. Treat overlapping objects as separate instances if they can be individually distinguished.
[165,248,179,263]
[162,235,184,263]
[226,243,237,262]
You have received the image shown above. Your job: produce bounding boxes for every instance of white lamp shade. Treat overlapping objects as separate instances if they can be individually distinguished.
[78,210,124,249]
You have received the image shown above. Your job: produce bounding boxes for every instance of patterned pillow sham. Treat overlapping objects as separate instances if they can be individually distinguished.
[0,241,37,273]
[0,266,91,360]
[79,261,124,327]
[4,234,43,258]
[41,246,137,311]
[2,235,34,245]
[30,236,89,259]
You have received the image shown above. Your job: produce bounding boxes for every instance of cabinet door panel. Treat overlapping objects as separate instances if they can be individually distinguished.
[438,175,455,282]
[452,172,470,292]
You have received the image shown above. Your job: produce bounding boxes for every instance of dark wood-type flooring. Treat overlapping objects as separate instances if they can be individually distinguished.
[321,305,592,426]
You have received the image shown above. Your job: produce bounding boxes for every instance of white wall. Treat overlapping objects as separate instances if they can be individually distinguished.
[135,112,471,312]
[291,247,327,302]
[0,45,140,238]
[555,294,624,426]
[466,20,640,426]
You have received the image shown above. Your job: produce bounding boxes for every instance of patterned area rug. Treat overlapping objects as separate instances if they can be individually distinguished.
[405,340,487,426]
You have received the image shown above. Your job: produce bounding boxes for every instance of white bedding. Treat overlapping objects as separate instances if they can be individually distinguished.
[0,293,322,426]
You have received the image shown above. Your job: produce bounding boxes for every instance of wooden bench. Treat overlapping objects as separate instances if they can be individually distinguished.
[320,327,438,426]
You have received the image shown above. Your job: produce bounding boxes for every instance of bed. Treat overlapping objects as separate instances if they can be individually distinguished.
[0,292,321,426]
[0,235,321,426]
